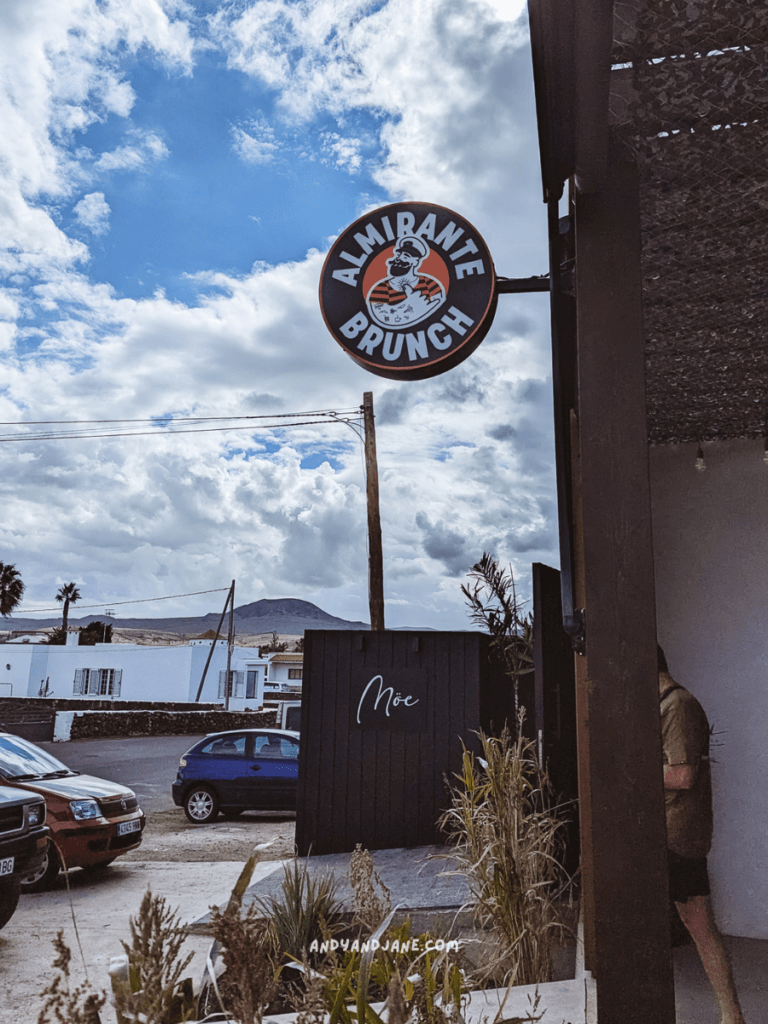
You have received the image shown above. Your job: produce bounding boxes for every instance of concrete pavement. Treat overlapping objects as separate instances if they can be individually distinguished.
[1,852,765,1024]
[0,857,261,1024]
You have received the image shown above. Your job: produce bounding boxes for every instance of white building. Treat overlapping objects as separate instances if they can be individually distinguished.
[265,651,303,695]
[0,639,270,709]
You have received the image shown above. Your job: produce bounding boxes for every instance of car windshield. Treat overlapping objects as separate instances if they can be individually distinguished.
[0,735,75,780]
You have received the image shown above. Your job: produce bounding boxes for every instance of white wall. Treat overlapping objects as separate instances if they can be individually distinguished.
[650,437,768,939]
[188,644,267,705]
[3,640,268,706]
[0,647,35,697]
[268,658,302,683]
[37,644,195,702]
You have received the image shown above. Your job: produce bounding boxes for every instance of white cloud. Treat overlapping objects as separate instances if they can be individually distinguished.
[94,130,170,172]
[0,0,559,628]
[231,119,280,165]
[0,1,193,280]
[0,238,555,627]
[320,132,362,174]
[211,0,544,274]
[73,192,111,235]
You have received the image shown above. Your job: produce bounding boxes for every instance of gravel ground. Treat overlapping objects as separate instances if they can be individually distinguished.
[123,806,297,862]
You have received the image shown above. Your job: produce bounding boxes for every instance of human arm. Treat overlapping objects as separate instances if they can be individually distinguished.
[664,762,697,789]
[661,686,709,790]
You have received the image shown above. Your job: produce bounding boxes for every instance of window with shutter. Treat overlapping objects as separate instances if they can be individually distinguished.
[111,669,122,697]
[235,671,244,697]
[246,670,257,699]
[73,669,84,695]
[218,671,226,699]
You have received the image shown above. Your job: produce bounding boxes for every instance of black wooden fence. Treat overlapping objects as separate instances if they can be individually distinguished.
[295,630,513,855]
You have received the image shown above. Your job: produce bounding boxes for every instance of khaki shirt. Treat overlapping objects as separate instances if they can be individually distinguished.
[660,673,713,859]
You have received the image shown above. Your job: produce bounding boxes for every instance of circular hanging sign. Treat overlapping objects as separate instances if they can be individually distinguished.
[319,201,497,380]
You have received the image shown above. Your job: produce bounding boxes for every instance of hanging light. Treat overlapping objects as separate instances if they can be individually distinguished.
[695,443,705,472]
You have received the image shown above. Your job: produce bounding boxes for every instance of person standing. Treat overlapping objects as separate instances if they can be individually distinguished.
[658,645,746,1024]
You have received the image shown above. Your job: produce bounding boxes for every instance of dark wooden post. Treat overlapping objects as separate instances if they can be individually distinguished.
[574,145,675,1023]
[225,579,235,711]
[363,392,385,631]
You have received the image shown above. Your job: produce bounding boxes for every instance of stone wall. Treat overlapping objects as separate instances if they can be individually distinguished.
[0,696,279,741]
[65,708,277,740]
[0,697,228,713]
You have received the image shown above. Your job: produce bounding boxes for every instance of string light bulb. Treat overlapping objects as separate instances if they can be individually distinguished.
[695,443,705,472]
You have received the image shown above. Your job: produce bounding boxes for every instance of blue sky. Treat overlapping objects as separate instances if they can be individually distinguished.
[73,48,388,303]
[0,0,557,630]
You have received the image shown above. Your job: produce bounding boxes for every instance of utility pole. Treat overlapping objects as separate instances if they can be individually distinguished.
[225,579,235,711]
[194,583,233,702]
[363,392,385,631]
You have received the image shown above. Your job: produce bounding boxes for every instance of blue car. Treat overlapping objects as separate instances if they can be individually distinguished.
[172,729,299,823]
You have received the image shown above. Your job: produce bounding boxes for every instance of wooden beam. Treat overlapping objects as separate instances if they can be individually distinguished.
[569,410,596,973]
[574,144,675,1023]
[363,392,385,631]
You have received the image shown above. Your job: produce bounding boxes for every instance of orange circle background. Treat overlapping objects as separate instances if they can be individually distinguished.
[362,245,450,301]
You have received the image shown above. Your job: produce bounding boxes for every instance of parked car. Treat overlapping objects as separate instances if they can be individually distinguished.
[277,700,301,732]
[172,728,299,823]
[0,732,145,891]
[0,785,49,927]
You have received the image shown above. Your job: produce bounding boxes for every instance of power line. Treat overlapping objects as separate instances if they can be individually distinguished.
[0,409,364,444]
[0,420,357,442]
[16,587,230,615]
[0,408,361,425]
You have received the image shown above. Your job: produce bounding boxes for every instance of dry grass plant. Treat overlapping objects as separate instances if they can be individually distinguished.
[113,889,196,1024]
[349,844,392,933]
[292,962,328,1024]
[440,716,571,988]
[208,900,278,1024]
[37,931,106,1024]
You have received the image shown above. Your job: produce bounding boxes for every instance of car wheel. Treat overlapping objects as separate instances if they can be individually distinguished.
[183,786,219,824]
[0,876,21,929]
[20,843,61,893]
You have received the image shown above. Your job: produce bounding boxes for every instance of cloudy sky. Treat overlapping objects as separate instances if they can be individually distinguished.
[0,0,558,631]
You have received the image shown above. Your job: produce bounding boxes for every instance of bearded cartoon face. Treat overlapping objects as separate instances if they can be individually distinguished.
[367,235,446,329]
[387,237,426,278]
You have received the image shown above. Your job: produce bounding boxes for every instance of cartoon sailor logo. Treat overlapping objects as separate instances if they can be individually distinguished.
[366,235,447,329]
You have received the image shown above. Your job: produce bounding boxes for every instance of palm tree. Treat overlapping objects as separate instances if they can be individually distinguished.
[0,563,25,618]
[55,582,81,632]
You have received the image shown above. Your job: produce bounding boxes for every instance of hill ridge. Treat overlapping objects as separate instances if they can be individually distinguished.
[1,597,369,635]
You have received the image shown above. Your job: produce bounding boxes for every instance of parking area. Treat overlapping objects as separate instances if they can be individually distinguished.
[0,734,296,1024]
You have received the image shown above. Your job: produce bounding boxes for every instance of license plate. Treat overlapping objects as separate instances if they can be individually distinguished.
[117,819,141,836]
[0,857,14,877]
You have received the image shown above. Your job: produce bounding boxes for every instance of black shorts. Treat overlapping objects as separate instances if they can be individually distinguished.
[668,850,710,903]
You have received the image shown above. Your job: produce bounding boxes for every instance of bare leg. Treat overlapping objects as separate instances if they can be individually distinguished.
[675,895,745,1024]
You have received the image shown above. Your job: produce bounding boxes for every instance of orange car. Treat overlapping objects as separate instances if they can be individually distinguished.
[0,732,145,891]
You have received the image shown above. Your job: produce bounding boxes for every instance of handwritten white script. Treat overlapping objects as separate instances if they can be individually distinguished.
[356,674,420,725]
